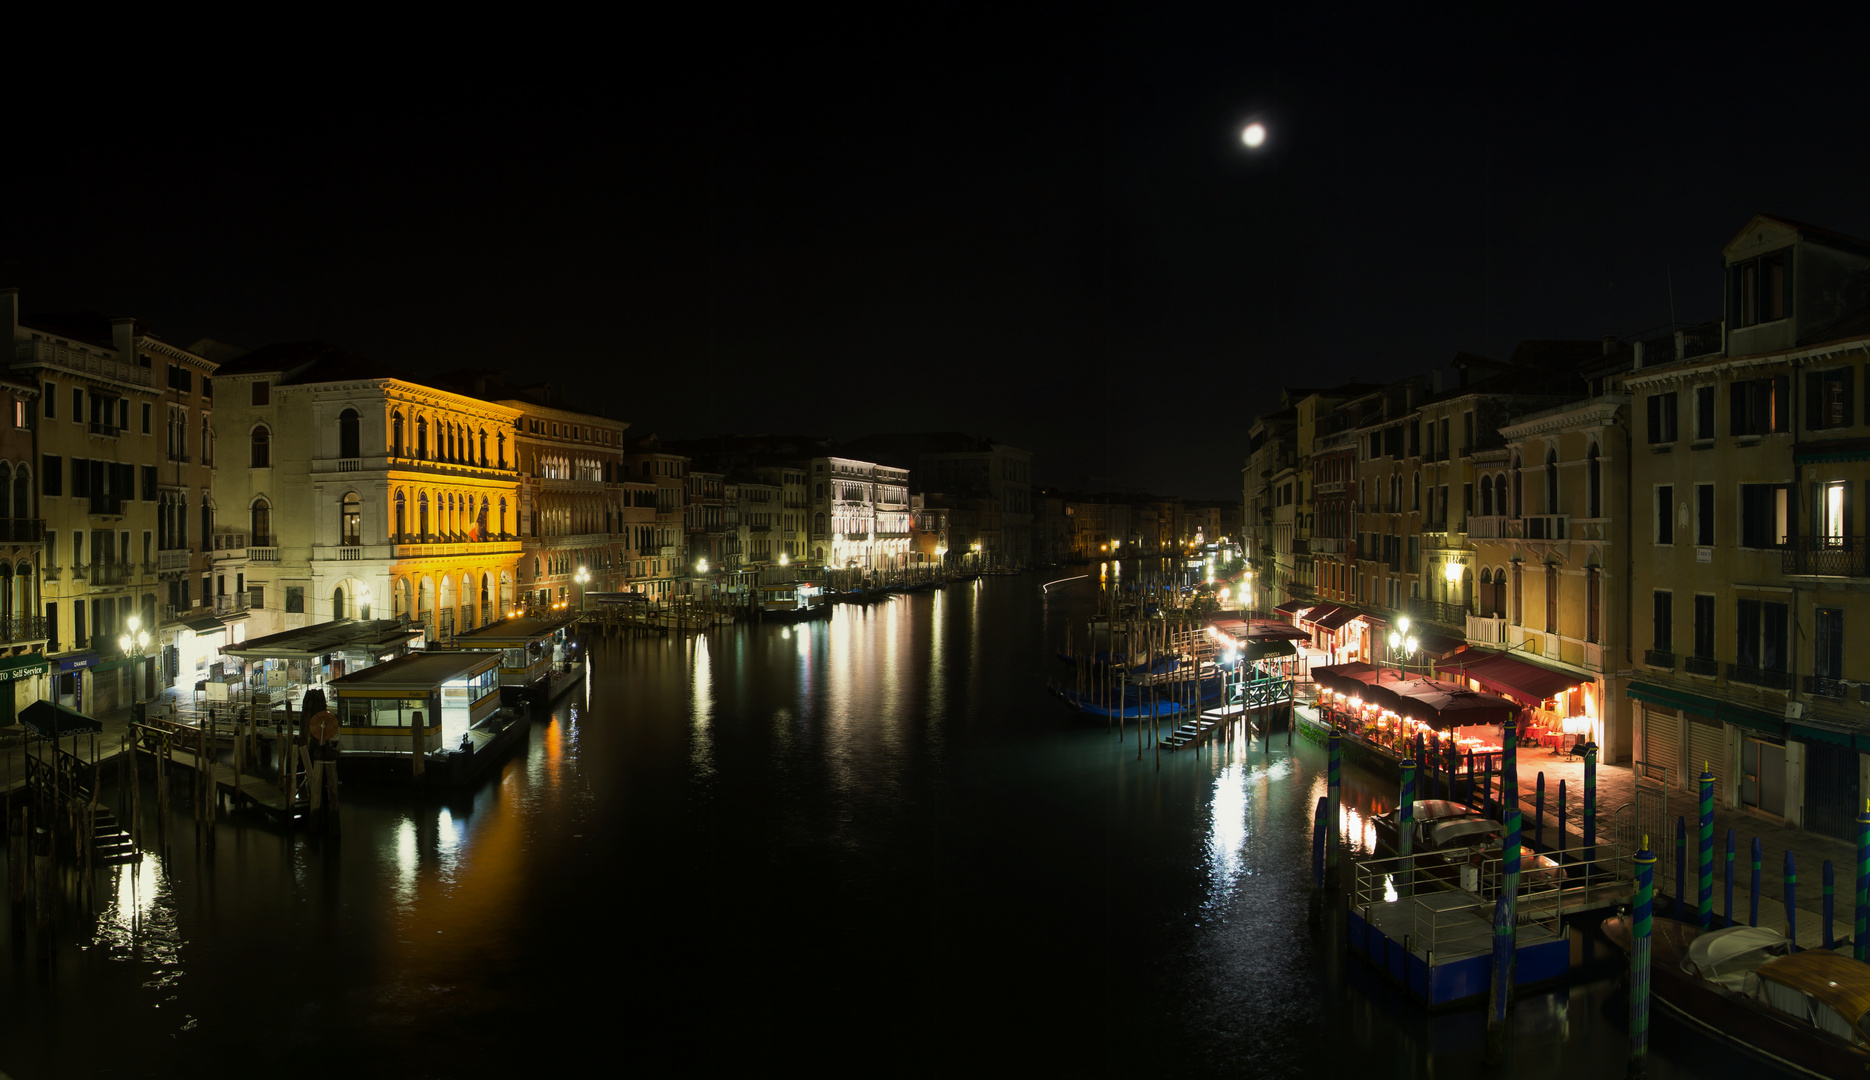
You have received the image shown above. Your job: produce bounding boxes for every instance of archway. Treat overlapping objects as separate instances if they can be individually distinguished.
[480,573,492,626]
[418,577,437,638]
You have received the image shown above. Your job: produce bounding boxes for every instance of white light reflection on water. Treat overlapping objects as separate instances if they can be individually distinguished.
[690,633,715,780]
[92,851,185,976]
[392,817,418,907]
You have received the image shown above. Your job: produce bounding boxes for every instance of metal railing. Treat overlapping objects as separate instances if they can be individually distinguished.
[84,563,133,586]
[1804,674,1849,699]
[1524,514,1568,540]
[1643,649,1675,669]
[1684,655,1718,676]
[157,548,191,573]
[1406,596,1467,628]
[1727,663,1789,690]
[0,519,45,543]
[1783,536,1866,577]
[0,615,49,642]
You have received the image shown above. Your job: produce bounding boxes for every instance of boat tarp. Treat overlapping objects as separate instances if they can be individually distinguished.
[1441,649,1587,706]
[19,699,102,738]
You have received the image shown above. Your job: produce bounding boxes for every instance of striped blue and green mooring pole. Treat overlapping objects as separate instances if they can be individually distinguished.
[1534,771,1545,851]
[1487,892,1513,1064]
[1750,836,1762,927]
[1400,757,1416,897]
[1502,715,1521,902]
[1724,829,1735,928]
[1673,816,1687,920]
[1823,861,1835,951]
[1311,796,1327,888]
[1326,730,1342,877]
[1698,767,1714,929]
[1784,850,1798,951]
[1630,840,1655,1075]
[1583,741,1598,859]
[1858,800,1870,962]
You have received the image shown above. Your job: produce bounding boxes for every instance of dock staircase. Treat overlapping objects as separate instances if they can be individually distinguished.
[88,806,140,866]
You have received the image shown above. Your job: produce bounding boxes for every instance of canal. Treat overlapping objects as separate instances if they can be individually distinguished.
[4,573,1789,1077]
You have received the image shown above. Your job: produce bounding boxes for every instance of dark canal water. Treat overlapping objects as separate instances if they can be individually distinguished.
[4,572,1789,1077]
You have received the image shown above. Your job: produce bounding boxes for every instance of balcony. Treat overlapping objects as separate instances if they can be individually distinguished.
[88,494,125,517]
[1804,674,1849,700]
[84,562,133,586]
[0,615,48,643]
[14,340,152,386]
[1783,536,1867,577]
[1684,655,1718,677]
[88,421,120,438]
[0,519,45,544]
[1643,649,1675,670]
[157,547,192,574]
[213,593,250,616]
[1727,664,1789,690]
[1465,613,1507,644]
[392,539,523,559]
[1523,515,1569,541]
[249,547,279,563]
[1405,596,1468,628]
[1466,515,1506,539]
[1309,537,1346,555]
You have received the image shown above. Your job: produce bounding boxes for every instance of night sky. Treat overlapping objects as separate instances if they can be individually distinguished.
[6,11,1866,498]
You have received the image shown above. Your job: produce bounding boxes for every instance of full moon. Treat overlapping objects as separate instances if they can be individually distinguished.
[1241,122,1266,148]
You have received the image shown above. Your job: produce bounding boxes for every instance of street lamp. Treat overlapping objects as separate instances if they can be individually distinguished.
[574,566,590,612]
[118,615,151,704]
[1387,615,1418,679]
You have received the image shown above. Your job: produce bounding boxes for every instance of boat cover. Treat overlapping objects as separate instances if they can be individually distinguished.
[1685,925,1787,990]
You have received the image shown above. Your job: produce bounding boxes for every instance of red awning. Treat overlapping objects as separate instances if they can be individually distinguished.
[1313,606,1361,632]
[1296,604,1339,627]
[1274,600,1310,616]
[1413,631,1466,660]
[1247,620,1312,641]
[1443,650,1588,706]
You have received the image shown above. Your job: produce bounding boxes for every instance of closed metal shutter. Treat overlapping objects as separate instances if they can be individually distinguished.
[1643,705,1680,787]
[1685,715,1728,801]
[1804,740,1862,842]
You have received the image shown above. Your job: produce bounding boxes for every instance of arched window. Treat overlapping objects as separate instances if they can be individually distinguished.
[1412,472,1421,511]
[339,408,361,458]
[251,498,272,546]
[1545,448,1559,514]
[0,463,11,520]
[394,491,407,541]
[14,561,32,620]
[251,425,271,469]
[12,466,28,522]
[534,556,542,581]
[391,412,405,457]
[1511,456,1522,518]
[418,492,430,540]
[341,492,361,546]
[416,415,429,459]
[1493,474,1507,520]
[1479,473,1493,516]
[1586,443,1601,519]
[478,429,488,465]
[496,432,506,468]
[333,586,346,620]
[498,496,508,537]
[201,498,213,544]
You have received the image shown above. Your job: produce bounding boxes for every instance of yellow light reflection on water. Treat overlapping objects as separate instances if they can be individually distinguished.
[691,633,715,779]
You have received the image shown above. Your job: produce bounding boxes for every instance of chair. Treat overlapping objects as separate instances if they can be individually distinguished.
[1564,734,1586,760]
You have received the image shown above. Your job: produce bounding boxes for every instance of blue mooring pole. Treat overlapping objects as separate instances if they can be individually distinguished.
[1724,829,1735,928]
[1534,771,1545,851]
[1785,850,1798,951]
[1698,768,1714,929]
[1583,741,1598,863]
[1629,840,1655,1078]
[1858,802,1870,963]
[1486,892,1513,1064]
[1750,837,1762,927]
[1311,796,1327,889]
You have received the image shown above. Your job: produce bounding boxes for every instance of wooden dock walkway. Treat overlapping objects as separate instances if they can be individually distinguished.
[131,721,304,825]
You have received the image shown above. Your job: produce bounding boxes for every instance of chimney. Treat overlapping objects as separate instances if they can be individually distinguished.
[1632,341,1646,370]
[1601,335,1617,356]
[111,316,136,358]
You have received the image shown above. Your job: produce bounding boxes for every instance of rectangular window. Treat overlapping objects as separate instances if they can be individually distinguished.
[1806,368,1855,430]
[1814,607,1844,680]
[1545,565,1558,633]
[1693,386,1715,440]
[1731,249,1792,328]
[1464,482,1474,514]
[1647,392,1679,443]
[251,381,269,406]
[1656,485,1674,544]
[286,586,305,614]
[141,465,156,501]
[1730,375,1790,436]
[70,387,82,422]
[250,585,264,609]
[72,532,83,568]
[1739,483,1792,548]
[1696,484,1714,545]
[1735,597,1789,672]
[1814,479,1850,545]
[168,365,194,394]
[11,400,22,429]
[1693,595,1715,659]
[41,455,60,497]
[42,382,54,418]
[1463,411,1474,454]
[142,402,151,434]
[70,458,89,499]
[1653,590,1673,652]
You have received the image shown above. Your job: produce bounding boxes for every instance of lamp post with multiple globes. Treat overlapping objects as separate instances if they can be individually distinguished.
[1387,616,1418,680]
[574,566,590,613]
[118,615,150,705]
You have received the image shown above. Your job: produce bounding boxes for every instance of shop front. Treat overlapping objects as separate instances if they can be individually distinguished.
[0,654,48,724]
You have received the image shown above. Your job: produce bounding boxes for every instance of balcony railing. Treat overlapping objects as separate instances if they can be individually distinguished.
[1405,596,1467,628]
[157,548,192,573]
[0,615,48,643]
[88,421,120,437]
[84,562,133,586]
[249,547,279,563]
[88,494,125,516]
[14,340,152,385]
[1644,649,1675,669]
[1804,674,1849,699]
[1783,536,1867,577]
[1684,655,1718,676]
[213,593,250,616]
[1727,664,1789,690]
[0,519,45,543]
[392,539,523,559]
[1465,515,1506,539]
[1523,515,1569,540]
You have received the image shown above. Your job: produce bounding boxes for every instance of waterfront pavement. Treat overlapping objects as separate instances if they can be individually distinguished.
[1296,701,1864,951]
[0,687,188,798]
